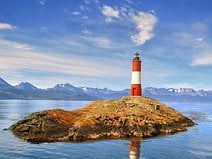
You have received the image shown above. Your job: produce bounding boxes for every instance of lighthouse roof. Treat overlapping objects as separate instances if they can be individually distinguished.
[133,52,140,60]
[134,52,140,56]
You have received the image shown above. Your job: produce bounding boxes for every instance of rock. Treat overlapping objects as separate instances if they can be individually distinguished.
[9,96,194,143]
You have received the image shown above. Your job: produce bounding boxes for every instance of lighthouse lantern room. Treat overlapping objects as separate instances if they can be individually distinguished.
[130,52,142,96]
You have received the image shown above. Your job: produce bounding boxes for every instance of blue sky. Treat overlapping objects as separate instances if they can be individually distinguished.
[0,0,212,90]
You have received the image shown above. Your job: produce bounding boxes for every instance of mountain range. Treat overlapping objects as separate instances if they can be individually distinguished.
[0,77,212,102]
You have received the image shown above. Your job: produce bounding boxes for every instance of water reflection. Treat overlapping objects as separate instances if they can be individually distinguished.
[129,139,141,159]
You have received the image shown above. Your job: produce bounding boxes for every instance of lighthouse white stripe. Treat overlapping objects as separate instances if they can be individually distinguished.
[131,71,141,84]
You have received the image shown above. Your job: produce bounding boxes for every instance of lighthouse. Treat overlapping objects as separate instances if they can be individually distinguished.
[130,52,142,96]
[129,140,141,159]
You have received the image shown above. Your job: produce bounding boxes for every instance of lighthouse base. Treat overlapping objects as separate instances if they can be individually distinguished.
[130,84,142,96]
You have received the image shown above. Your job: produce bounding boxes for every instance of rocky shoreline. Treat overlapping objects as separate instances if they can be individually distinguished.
[10,96,194,143]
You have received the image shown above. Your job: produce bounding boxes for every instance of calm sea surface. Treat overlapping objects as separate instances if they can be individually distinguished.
[0,100,211,159]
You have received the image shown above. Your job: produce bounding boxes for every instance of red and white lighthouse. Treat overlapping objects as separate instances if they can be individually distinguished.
[130,52,142,96]
[129,140,141,159]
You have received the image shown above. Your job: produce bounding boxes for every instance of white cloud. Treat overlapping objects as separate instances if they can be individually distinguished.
[149,10,156,15]
[82,29,90,34]
[101,5,120,22]
[80,5,89,11]
[38,0,46,6]
[175,32,193,40]
[0,39,125,80]
[83,36,113,49]
[0,39,33,51]
[0,22,16,30]
[194,37,203,44]
[63,9,69,14]
[120,7,128,17]
[64,9,81,17]
[82,16,88,20]
[175,32,204,45]
[71,11,80,16]
[14,44,33,51]
[94,0,100,3]
[93,37,113,49]
[130,11,158,45]
[191,53,212,66]
[84,0,90,4]
[101,6,158,45]
[125,0,133,4]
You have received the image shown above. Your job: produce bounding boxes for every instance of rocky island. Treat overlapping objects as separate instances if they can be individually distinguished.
[10,96,194,143]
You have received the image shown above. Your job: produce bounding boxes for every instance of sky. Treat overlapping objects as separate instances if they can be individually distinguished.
[0,0,212,90]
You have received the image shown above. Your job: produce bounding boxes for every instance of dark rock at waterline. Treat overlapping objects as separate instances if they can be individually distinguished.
[9,96,194,143]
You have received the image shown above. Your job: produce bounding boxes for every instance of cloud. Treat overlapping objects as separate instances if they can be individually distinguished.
[0,39,125,79]
[82,29,90,34]
[0,22,16,30]
[80,5,89,11]
[63,9,69,14]
[94,0,100,3]
[84,36,113,49]
[82,16,88,20]
[101,5,120,22]
[191,53,212,66]
[38,0,46,6]
[84,0,90,4]
[175,32,204,45]
[130,11,158,45]
[64,9,81,16]
[0,37,130,89]
[125,0,133,4]
[93,37,113,49]
[0,39,33,51]
[101,6,158,45]
[71,11,80,16]
[14,44,33,51]
[120,7,128,17]
[194,37,203,44]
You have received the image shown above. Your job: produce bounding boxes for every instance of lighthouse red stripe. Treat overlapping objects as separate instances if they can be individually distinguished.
[132,60,141,71]
[130,84,142,96]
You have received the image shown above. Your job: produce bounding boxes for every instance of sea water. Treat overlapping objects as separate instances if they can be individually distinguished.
[0,100,211,159]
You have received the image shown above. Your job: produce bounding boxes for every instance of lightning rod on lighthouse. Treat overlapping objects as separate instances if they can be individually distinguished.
[130,52,142,96]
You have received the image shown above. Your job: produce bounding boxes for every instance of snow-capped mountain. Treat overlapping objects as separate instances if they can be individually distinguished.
[0,77,212,101]
[50,85,129,99]
[143,87,212,102]
[80,87,130,99]
[144,87,211,97]
[50,83,81,92]
[16,82,38,91]
[0,78,13,89]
